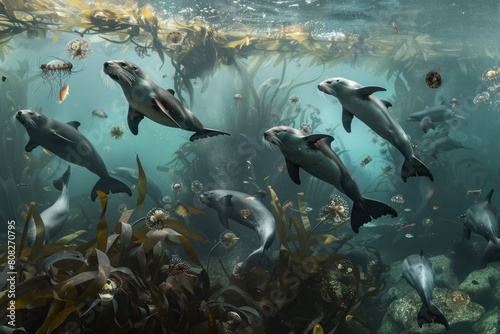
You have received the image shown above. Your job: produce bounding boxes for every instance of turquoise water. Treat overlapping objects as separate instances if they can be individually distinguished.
[1,1,500,333]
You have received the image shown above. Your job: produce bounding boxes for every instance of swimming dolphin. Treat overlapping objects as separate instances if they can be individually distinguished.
[16,109,131,201]
[103,60,229,141]
[464,189,500,247]
[318,77,433,182]
[264,126,397,233]
[425,135,471,159]
[110,167,164,207]
[402,251,449,330]
[27,166,71,246]
[198,190,276,273]
[407,104,462,122]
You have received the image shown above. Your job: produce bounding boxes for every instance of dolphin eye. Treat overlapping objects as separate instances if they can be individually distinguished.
[119,62,127,67]
[28,111,34,115]
[325,80,332,84]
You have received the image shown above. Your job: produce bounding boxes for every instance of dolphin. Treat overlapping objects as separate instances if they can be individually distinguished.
[402,251,449,330]
[318,77,433,182]
[27,166,71,246]
[16,109,131,201]
[407,104,462,122]
[110,167,164,207]
[198,190,276,273]
[264,126,397,233]
[464,189,500,247]
[103,60,229,141]
[425,135,471,159]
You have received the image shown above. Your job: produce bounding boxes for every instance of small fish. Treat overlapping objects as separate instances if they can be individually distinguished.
[2,75,6,82]
[432,204,440,210]
[174,203,189,218]
[345,314,353,321]
[457,213,466,219]
[404,208,412,212]
[17,183,29,188]
[263,175,270,181]
[42,148,52,156]
[244,196,255,201]
[405,233,414,238]
[5,137,12,141]
[392,21,399,32]
[467,189,482,196]
[59,84,69,103]
[233,93,243,100]
[43,186,51,192]
[398,223,415,231]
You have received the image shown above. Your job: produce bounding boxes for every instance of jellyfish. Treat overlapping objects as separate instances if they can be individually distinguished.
[66,38,91,60]
[190,180,204,193]
[38,57,79,97]
[109,125,125,140]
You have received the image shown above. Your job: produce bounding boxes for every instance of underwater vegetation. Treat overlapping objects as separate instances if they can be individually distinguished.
[0,155,386,333]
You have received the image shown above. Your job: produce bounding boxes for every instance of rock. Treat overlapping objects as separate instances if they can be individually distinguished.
[458,266,500,308]
[377,288,484,334]
[432,255,458,288]
[473,307,500,334]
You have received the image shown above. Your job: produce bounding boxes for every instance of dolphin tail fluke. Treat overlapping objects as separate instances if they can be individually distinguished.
[351,199,398,233]
[53,166,71,191]
[243,247,276,275]
[91,176,132,201]
[190,128,230,141]
[481,239,500,267]
[402,157,434,182]
[417,302,449,330]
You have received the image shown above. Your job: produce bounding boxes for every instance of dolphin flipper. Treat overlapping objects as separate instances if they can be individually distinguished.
[417,301,449,331]
[127,106,145,135]
[189,128,230,141]
[91,176,132,201]
[351,198,398,233]
[342,107,354,133]
[402,157,434,182]
[25,139,39,152]
[285,159,301,184]
[356,86,386,98]
[153,97,183,129]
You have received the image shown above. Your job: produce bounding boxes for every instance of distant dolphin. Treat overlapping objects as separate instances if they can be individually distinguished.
[110,167,164,207]
[27,166,71,246]
[198,190,276,273]
[103,60,229,141]
[402,251,449,330]
[16,109,131,201]
[425,135,471,158]
[464,189,500,247]
[407,105,462,122]
[318,77,433,182]
[264,126,397,233]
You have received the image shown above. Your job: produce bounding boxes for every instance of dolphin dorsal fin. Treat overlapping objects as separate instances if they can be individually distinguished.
[303,134,334,146]
[252,192,266,200]
[66,121,81,129]
[380,100,393,108]
[485,189,494,202]
[356,86,386,98]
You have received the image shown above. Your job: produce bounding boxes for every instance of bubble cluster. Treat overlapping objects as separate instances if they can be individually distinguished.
[163,257,191,276]
[288,94,300,104]
[300,123,312,134]
[190,180,204,193]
